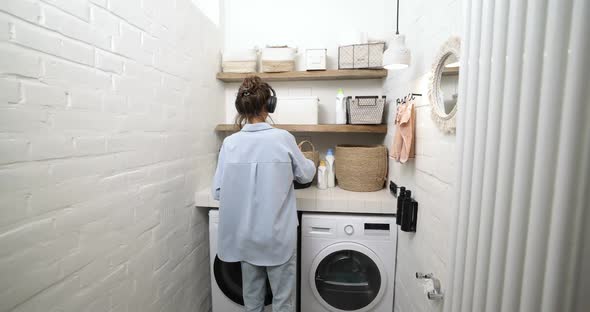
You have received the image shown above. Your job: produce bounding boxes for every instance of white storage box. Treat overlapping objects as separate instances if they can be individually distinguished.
[306,49,327,71]
[270,96,318,124]
[261,46,297,73]
[222,49,257,73]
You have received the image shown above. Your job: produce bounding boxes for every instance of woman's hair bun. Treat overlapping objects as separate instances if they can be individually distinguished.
[239,76,264,93]
[234,76,272,127]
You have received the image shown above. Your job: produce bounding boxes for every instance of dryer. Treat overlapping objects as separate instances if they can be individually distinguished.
[209,209,272,312]
[301,213,397,312]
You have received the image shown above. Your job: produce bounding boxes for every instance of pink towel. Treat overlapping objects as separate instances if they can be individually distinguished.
[391,100,415,163]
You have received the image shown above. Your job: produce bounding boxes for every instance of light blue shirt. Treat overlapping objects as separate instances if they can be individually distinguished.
[212,123,316,266]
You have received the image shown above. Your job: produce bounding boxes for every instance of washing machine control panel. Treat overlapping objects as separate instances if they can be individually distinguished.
[344,224,354,235]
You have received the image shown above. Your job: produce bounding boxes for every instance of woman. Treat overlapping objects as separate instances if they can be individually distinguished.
[212,76,316,312]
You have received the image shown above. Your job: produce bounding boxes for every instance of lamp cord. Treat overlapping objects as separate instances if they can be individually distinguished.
[396,0,400,35]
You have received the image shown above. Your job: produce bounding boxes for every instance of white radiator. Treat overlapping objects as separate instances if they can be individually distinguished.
[445,0,590,311]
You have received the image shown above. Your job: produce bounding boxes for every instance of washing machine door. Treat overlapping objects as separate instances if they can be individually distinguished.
[213,255,273,306]
[310,243,387,312]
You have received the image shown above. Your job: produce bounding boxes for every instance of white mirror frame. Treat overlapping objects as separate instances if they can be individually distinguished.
[428,36,461,134]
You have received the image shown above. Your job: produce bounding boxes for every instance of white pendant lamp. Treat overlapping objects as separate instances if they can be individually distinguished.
[383,0,411,70]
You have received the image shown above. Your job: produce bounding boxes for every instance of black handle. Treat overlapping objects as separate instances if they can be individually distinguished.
[399,190,418,232]
[396,187,406,225]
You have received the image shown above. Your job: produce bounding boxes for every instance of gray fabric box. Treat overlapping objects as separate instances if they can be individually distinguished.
[338,43,385,69]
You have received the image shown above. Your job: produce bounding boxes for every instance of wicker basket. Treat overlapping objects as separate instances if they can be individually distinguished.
[335,145,388,192]
[298,140,319,167]
[295,141,319,189]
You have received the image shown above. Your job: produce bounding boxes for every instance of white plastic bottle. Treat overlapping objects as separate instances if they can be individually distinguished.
[326,149,335,188]
[335,88,347,124]
[317,160,328,190]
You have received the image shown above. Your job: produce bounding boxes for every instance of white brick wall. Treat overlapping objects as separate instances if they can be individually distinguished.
[382,1,461,311]
[0,0,224,311]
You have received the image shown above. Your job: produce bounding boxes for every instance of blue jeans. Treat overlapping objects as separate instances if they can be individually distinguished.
[241,251,296,312]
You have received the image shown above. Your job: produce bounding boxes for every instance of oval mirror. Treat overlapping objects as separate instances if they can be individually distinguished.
[429,36,461,134]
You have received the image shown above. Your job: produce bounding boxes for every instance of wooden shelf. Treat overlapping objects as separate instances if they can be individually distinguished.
[215,124,388,134]
[216,69,388,82]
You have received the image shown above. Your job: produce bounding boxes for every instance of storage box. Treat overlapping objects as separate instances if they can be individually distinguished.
[261,46,297,72]
[306,49,327,71]
[261,60,295,73]
[222,49,258,73]
[222,61,257,73]
[346,96,386,124]
[338,42,385,69]
[270,96,319,124]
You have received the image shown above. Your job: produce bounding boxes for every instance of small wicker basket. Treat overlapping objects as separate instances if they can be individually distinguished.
[335,145,388,192]
[298,140,319,167]
[294,140,319,189]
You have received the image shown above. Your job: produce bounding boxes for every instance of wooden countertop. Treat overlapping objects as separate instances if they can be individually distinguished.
[195,185,396,214]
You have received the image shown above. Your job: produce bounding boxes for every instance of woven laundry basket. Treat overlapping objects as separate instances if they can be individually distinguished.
[294,140,319,189]
[335,145,388,192]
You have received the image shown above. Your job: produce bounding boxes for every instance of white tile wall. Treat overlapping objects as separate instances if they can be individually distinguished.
[0,0,224,311]
[383,1,461,311]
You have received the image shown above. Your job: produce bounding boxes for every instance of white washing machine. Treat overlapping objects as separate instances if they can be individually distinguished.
[209,210,272,312]
[301,213,397,312]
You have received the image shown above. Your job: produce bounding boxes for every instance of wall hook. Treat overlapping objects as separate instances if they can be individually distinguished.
[416,272,444,301]
[396,93,422,106]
